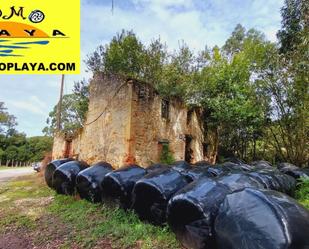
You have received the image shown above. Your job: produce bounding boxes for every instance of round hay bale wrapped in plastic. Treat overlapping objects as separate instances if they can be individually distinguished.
[194,160,211,167]
[278,163,309,179]
[167,178,231,249]
[101,165,146,209]
[204,163,246,177]
[184,166,213,181]
[221,162,253,172]
[248,169,296,195]
[215,188,309,249]
[53,161,88,195]
[146,163,168,173]
[76,162,113,203]
[221,157,246,165]
[277,162,298,170]
[45,158,73,188]
[172,161,192,173]
[251,160,273,169]
[132,167,189,225]
[217,173,265,192]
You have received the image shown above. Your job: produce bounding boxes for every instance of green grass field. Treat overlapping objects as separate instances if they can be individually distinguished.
[0,174,181,249]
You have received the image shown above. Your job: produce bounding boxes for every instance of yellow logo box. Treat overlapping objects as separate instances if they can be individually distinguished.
[0,0,80,74]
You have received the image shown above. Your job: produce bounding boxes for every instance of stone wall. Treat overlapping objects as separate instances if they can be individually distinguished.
[52,74,205,168]
[131,82,204,165]
[52,133,67,159]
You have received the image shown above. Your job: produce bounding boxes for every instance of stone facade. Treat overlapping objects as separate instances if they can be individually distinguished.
[52,74,206,168]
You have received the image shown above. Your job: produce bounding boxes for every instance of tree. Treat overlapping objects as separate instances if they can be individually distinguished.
[223,24,246,55]
[277,0,308,54]
[188,26,275,163]
[26,136,53,162]
[86,30,145,78]
[43,80,90,135]
[258,0,309,166]
[86,31,195,99]
[0,102,17,135]
[0,148,4,165]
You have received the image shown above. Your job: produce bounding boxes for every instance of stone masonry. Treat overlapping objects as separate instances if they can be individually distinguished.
[52,74,206,168]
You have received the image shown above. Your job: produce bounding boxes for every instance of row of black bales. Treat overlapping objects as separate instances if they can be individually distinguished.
[44,159,309,249]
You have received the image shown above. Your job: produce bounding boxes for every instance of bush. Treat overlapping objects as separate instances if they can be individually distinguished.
[160,144,175,165]
[296,178,309,209]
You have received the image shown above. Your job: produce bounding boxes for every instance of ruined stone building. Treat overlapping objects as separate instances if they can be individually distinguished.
[52,74,206,168]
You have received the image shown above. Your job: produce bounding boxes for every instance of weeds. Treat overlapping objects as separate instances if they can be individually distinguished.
[296,177,309,209]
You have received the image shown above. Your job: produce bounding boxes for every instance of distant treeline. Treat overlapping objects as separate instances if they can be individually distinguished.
[0,102,53,166]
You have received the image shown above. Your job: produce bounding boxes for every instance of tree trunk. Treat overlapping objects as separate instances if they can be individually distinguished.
[205,127,219,164]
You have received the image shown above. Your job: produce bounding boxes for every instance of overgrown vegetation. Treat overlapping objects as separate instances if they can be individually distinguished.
[160,144,175,165]
[0,175,180,249]
[296,178,309,209]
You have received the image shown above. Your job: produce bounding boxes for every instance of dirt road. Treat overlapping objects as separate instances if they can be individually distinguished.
[0,167,34,183]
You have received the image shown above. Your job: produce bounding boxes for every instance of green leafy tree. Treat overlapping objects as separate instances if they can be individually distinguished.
[258,0,309,166]
[277,0,308,54]
[86,30,145,78]
[26,136,53,162]
[43,80,89,136]
[0,102,17,135]
[189,26,274,163]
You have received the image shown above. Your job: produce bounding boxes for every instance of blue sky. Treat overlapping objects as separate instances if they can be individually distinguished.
[0,0,284,137]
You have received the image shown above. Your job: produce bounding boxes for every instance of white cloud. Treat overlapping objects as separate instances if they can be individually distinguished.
[8,96,47,116]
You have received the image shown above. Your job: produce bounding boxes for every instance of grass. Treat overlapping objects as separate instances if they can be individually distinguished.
[0,174,181,249]
[0,166,13,170]
[295,178,309,209]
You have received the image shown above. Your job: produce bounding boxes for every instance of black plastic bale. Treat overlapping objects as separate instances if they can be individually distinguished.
[76,162,113,203]
[53,161,88,195]
[221,157,246,165]
[221,162,253,172]
[206,165,227,177]
[215,188,309,249]
[146,163,168,173]
[248,169,296,195]
[184,166,214,181]
[132,167,190,225]
[167,178,231,249]
[217,173,265,192]
[194,160,211,167]
[205,163,246,177]
[277,162,298,170]
[278,163,309,179]
[251,160,273,169]
[45,158,73,189]
[101,165,146,209]
[172,161,192,173]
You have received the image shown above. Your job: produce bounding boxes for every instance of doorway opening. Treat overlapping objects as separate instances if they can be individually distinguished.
[185,135,193,163]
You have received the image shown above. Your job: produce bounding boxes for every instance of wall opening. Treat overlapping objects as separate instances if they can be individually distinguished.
[161,99,170,120]
[64,140,72,158]
[187,109,194,125]
[185,135,193,163]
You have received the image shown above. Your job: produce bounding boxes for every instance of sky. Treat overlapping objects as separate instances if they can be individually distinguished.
[0,0,284,137]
